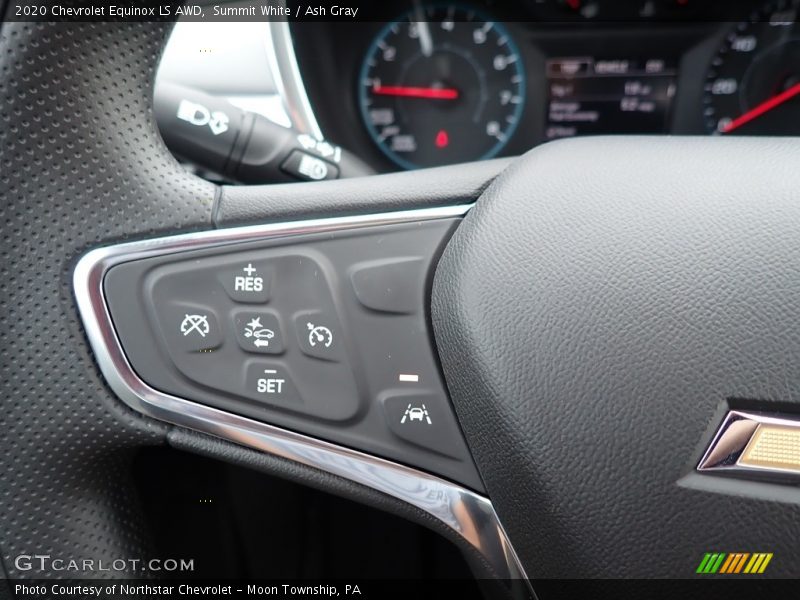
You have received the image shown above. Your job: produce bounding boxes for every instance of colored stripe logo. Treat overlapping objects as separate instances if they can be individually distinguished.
[696,552,773,574]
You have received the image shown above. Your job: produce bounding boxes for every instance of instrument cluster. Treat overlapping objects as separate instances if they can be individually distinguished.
[289,0,800,171]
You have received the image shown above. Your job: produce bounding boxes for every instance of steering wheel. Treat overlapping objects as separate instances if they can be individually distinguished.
[3,19,800,597]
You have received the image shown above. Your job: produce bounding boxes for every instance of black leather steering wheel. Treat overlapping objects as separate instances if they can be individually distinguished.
[3,18,800,597]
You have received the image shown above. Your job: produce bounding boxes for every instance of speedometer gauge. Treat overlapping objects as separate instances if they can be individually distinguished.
[704,0,800,135]
[358,6,526,169]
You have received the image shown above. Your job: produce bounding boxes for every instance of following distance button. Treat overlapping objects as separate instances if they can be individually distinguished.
[233,310,283,354]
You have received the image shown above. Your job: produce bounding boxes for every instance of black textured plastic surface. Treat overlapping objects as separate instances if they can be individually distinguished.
[0,21,215,577]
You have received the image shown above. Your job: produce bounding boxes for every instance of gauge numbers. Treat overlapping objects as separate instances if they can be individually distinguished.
[358,6,526,169]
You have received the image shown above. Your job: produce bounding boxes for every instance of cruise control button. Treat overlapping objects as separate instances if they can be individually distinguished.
[381,392,462,459]
[244,362,300,405]
[233,310,284,354]
[294,311,342,362]
[161,302,223,352]
[350,257,424,314]
[219,261,273,303]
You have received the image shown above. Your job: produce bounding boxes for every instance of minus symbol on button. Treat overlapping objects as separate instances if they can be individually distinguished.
[398,374,419,383]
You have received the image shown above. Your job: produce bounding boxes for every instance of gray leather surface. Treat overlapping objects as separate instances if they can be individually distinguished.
[216,158,511,226]
[432,136,800,578]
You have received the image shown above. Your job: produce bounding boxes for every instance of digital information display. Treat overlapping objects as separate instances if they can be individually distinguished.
[545,57,677,140]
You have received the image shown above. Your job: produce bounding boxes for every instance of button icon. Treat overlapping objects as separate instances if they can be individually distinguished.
[221,262,272,303]
[160,303,222,353]
[294,311,341,362]
[180,314,211,338]
[233,311,283,354]
[297,154,329,181]
[398,373,420,383]
[401,403,432,425]
[381,393,461,459]
[256,369,285,394]
[307,322,333,348]
[176,99,230,136]
[281,150,339,181]
[244,363,300,405]
[244,317,275,348]
[234,263,263,293]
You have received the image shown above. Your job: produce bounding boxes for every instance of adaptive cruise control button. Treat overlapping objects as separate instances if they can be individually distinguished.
[244,362,300,405]
[380,392,463,459]
[160,302,223,353]
[233,310,284,354]
[219,261,273,303]
[294,311,342,362]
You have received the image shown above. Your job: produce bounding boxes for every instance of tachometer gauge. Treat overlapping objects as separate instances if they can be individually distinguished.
[358,6,526,169]
[704,0,800,135]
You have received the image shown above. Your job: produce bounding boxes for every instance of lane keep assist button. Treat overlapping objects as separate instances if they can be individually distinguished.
[380,391,463,459]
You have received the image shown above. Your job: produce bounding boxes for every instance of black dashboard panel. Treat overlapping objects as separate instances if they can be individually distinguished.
[289,0,786,172]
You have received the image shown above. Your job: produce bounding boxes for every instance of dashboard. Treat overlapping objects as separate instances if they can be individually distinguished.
[288,0,800,172]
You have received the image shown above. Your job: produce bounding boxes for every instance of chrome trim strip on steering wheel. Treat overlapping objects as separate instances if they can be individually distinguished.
[73,205,532,593]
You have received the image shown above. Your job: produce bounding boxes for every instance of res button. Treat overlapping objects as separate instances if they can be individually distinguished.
[219,261,273,303]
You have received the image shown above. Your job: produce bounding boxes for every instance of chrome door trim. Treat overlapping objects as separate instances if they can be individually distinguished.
[73,205,532,591]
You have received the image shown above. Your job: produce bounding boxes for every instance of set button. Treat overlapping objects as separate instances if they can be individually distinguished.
[244,362,300,405]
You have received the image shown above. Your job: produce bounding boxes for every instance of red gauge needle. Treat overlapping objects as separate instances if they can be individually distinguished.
[372,85,459,100]
[721,82,800,133]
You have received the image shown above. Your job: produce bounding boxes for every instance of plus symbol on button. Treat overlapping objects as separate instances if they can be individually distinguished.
[243,263,257,276]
